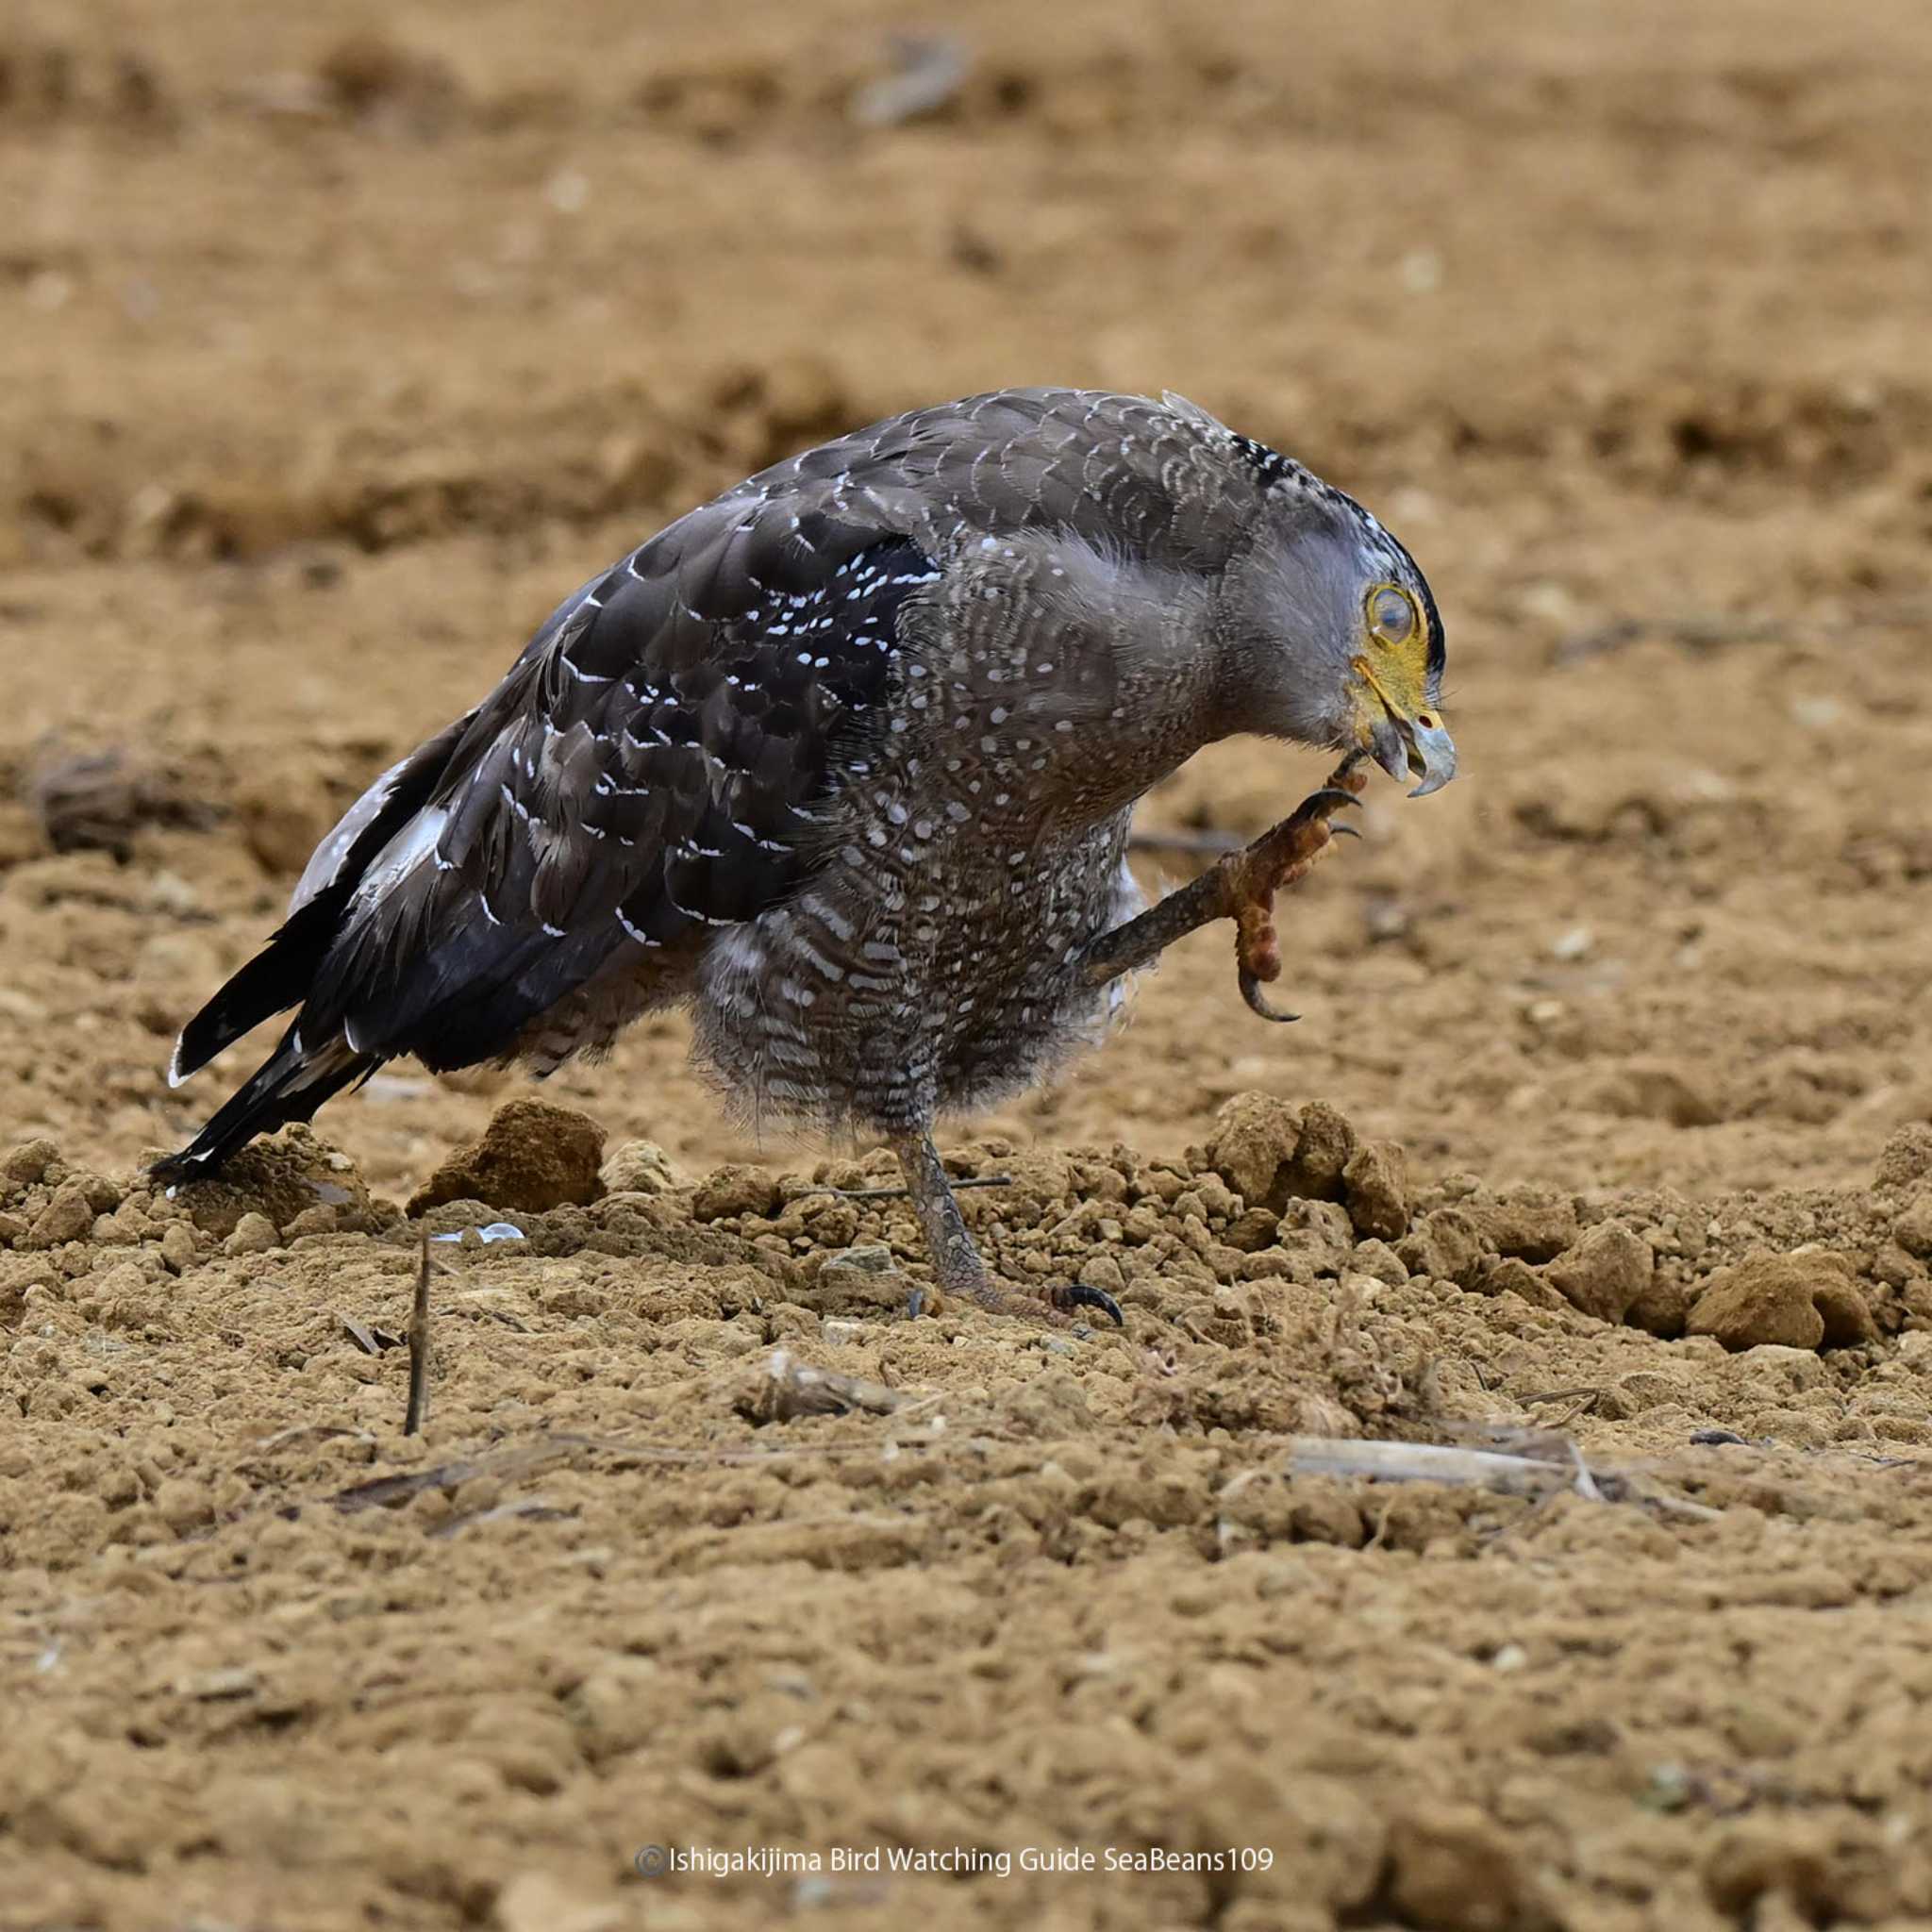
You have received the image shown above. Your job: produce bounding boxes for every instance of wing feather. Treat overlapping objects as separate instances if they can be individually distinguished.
[286,522,935,1069]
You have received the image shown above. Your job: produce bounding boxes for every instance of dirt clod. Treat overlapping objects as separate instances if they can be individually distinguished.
[1686,1249,1880,1352]
[1343,1139,1410,1240]
[691,1162,783,1223]
[25,1180,95,1247]
[233,773,335,876]
[222,1210,278,1257]
[26,746,214,858]
[1875,1125,1932,1192]
[1475,1187,1580,1263]
[1625,1267,1695,1340]
[1892,1191,1932,1258]
[1398,1208,1489,1290]
[1388,1803,1545,1932]
[169,1125,382,1238]
[1283,1099,1357,1202]
[3,1139,60,1186]
[806,1243,906,1314]
[1547,1220,1653,1324]
[157,1221,198,1272]
[407,1099,606,1216]
[1204,1090,1303,1209]
[600,1139,677,1196]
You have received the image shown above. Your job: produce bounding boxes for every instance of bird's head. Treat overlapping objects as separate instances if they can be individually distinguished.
[1212,476,1456,797]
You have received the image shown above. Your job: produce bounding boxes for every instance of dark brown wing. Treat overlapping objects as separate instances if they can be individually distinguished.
[298,529,939,1070]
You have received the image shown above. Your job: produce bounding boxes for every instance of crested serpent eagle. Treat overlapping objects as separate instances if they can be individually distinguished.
[157,388,1456,1324]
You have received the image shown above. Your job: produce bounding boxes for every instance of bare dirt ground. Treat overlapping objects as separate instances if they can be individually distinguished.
[4,2,1932,1927]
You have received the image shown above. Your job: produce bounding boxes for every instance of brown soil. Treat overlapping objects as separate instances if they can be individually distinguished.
[4,2,1931,1928]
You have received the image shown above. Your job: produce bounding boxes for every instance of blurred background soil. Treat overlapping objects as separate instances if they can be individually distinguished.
[2,3,1930,1928]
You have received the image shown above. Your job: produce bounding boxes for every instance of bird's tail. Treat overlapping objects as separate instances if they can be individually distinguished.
[151,1026,373,1185]
[166,892,344,1091]
[153,707,485,1182]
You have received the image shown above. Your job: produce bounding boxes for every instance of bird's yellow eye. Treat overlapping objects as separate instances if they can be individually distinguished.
[1366,583,1418,648]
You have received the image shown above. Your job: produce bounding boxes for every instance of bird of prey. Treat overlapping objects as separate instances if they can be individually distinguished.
[157,388,1454,1324]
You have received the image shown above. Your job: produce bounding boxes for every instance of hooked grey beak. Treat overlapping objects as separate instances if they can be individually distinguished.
[1367,712,1458,798]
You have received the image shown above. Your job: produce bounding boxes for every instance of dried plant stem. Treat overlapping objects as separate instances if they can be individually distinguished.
[404,1236,433,1437]
[1286,1434,1722,1520]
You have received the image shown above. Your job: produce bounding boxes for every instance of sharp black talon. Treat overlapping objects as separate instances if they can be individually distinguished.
[1295,787,1364,820]
[1329,822,1362,840]
[1060,1284,1125,1326]
[1240,969,1300,1023]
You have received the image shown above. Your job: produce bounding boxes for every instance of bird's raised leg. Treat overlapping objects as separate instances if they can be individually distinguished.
[890,1130,1124,1328]
[1079,755,1368,1021]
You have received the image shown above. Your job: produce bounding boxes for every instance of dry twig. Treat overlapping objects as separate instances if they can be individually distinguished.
[332,1440,568,1512]
[404,1235,434,1436]
[1286,1433,1722,1520]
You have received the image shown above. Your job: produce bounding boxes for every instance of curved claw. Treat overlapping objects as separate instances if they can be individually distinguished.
[1329,822,1362,840]
[1240,968,1301,1023]
[1056,1283,1125,1326]
[1293,786,1366,823]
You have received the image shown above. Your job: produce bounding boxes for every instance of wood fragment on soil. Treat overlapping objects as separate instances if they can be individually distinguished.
[744,1349,912,1423]
[341,1316,403,1356]
[1287,1434,1722,1520]
[341,1316,382,1356]
[254,1424,377,1455]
